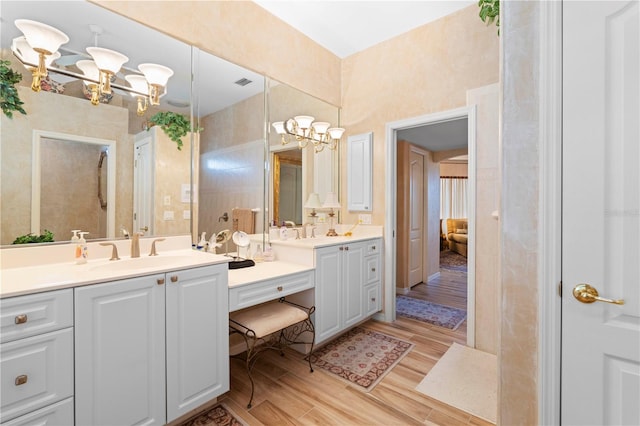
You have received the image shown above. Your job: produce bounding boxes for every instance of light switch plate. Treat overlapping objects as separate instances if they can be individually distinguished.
[358,214,372,225]
[183,210,190,219]
[163,210,174,220]
[163,195,171,206]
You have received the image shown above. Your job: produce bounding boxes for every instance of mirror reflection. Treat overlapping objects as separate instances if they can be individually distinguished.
[267,79,340,228]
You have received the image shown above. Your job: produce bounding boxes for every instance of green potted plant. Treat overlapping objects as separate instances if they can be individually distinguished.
[12,229,54,244]
[478,0,500,35]
[148,111,195,151]
[0,59,27,119]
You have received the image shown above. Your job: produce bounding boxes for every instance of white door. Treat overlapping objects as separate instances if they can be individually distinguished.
[134,136,154,235]
[562,2,640,425]
[409,149,425,286]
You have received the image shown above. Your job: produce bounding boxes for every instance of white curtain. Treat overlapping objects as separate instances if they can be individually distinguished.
[440,178,468,226]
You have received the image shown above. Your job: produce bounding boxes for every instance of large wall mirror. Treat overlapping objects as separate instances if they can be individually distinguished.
[267,79,340,228]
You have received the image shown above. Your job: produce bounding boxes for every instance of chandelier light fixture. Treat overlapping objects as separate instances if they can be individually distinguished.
[11,19,173,113]
[272,115,345,153]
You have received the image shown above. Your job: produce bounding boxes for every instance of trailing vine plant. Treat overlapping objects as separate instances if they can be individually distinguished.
[148,111,194,151]
[0,60,27,119]
[478,0,500,35]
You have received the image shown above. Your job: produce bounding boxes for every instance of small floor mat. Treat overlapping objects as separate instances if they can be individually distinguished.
[309,327,414,392]
[396,295,466,330]
[179,403,248,426]
[415,342,497,424]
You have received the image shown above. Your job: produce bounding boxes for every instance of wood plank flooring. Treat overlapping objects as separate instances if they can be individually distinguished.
[183,253,491,425]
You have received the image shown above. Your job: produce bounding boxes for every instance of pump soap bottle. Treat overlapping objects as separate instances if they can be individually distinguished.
[71,230,81,262]
[77,232,89,264]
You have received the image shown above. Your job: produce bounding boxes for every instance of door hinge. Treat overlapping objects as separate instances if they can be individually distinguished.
[558,281,562,297]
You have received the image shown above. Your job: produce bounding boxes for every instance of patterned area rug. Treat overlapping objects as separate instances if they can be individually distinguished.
[309,327,414,392]
[180,403,248,426]
[440,249,468,272]
[396,296,467,330]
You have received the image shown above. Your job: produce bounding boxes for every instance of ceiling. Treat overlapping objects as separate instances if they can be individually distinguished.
[397,118,468,153]
[254,1,475,58]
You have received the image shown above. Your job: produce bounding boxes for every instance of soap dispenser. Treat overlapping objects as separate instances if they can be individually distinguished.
[77,232,89,264]
[279,221,288,241]
[71,230,81,261]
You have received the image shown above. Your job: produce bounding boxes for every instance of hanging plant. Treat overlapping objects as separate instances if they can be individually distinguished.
[0,60,27,119]
[148,111,194,151]
[478,0,500,35]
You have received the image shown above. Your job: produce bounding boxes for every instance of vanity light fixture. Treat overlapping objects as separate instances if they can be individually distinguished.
[272,115,345,153]
[86,47,128,95]
[322,192,341,237]
[13,19,69,92]
[11,19,174,114]
[11,36,61,92]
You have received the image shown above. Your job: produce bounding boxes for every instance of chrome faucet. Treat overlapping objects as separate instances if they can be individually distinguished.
[131,232,143,258]
[292,228,301,239]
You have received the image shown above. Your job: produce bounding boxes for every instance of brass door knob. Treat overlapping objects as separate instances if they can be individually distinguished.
[572,283,624,305]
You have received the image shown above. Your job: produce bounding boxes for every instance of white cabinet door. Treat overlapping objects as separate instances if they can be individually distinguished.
[75,274,166,426]
[166,265,229,422]
[347,132,373,211]
[315,246,342,343]
[342,242,366,328]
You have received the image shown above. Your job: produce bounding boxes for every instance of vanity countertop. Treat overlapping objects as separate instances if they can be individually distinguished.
[0,249,229,299]
[228,261,314,288]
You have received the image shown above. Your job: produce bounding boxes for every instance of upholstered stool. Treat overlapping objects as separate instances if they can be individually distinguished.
[229,297,315,408]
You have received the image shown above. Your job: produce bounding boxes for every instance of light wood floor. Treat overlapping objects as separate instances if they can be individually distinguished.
[188,255,488,425]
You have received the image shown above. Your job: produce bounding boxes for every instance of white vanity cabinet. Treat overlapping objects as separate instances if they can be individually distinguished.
[0,289,74,425]
[74,264,229,425]
[314,238,382,344]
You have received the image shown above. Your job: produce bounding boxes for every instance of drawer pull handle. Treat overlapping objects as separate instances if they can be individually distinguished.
[371,268,376,272]
[372,246,376,250]
[15,375,28,386]
[277,286,283,292]
[157,278,165,285]
[170,276,178,283]
[371,298,376,302]
[14,314,28,325]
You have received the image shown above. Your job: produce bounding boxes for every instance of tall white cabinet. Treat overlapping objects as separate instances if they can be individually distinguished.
[314,238,381,344]
[75,264,228,425]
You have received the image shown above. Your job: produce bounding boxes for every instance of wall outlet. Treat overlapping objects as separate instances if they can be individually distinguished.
[183,210,190,220]
[163,195,171,206]
[163,210,174,221]
[358,214,372,225]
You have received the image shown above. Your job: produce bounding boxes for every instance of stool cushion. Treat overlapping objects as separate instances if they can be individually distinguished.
[229,301,309,339]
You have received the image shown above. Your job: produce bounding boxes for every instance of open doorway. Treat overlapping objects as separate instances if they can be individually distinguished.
[383,106,477,347]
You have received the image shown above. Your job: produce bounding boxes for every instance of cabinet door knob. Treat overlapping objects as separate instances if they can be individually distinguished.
[371,297,376,302]
[344,246,349,251]
[339,246,344,251]
[372,245,376,250]
[277,286,283,292]
[170,276,178,283]
[371,267,376,272]
[14,314,28,324]
[157,278,165,285]
[15,375,28,386]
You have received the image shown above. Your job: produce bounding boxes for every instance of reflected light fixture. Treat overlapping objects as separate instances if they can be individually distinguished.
[76,60,101,105]
[11,19,175,114]
[322,192,341,237]
[124,74,149,115]
[14,19,68,92]
[272,115,345,153]
[138,63,174,106]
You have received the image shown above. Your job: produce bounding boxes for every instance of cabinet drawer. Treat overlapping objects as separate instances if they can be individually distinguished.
[365,256,380,284]
[364,283,381,316]
[0,289,73,344]
[229,270,314,312]
[0,328,74,423]
[365,240,381,256]
[1,397,73,426]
